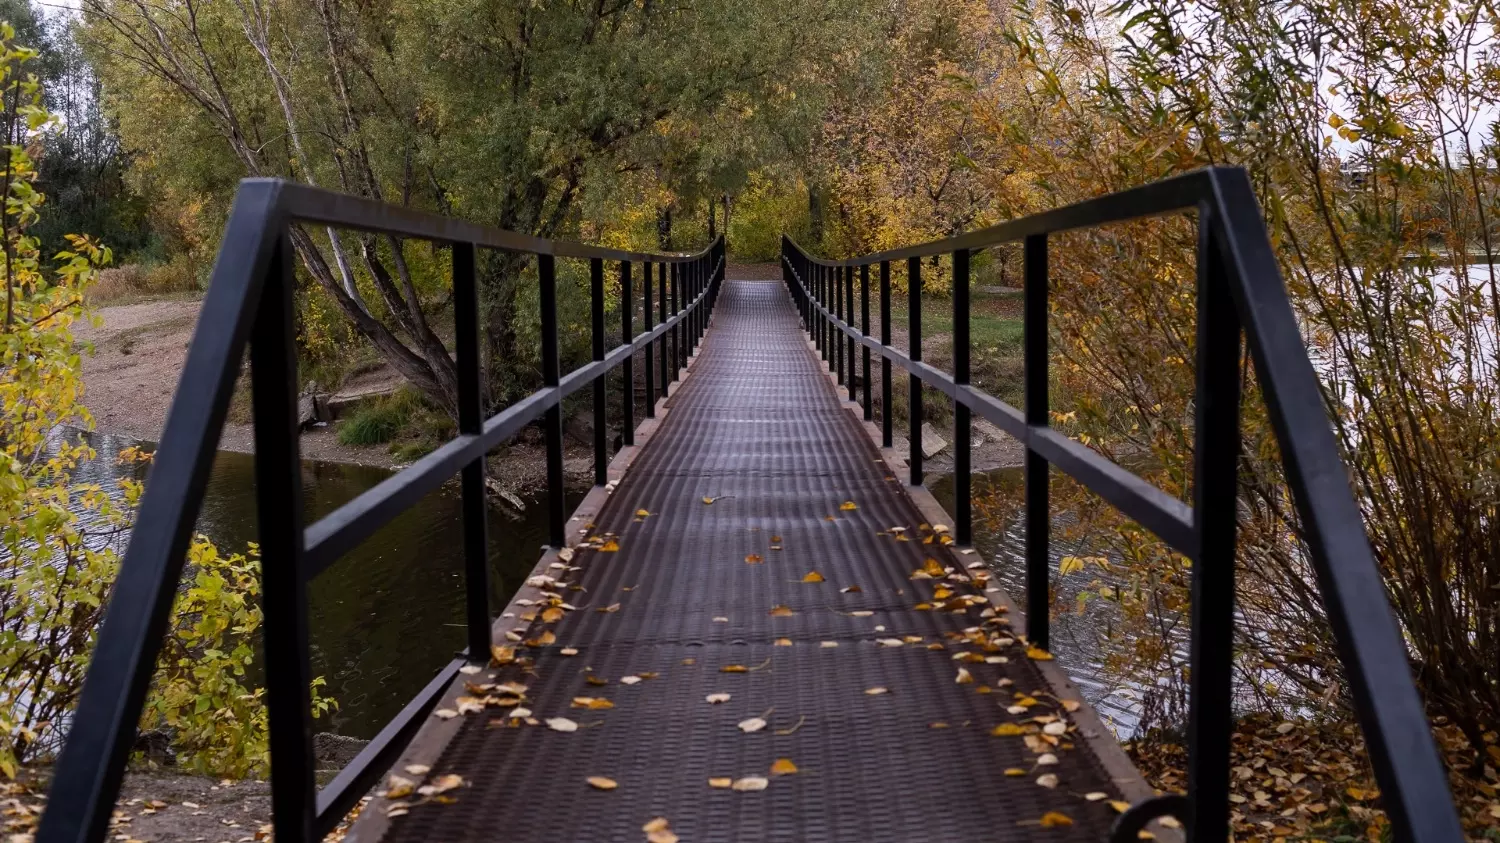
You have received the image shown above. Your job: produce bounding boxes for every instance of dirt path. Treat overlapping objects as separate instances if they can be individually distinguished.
[74,297,611,489]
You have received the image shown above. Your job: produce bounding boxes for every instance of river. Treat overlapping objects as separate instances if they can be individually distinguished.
[75,431,560,741]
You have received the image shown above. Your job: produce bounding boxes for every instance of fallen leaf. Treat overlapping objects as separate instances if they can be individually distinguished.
[542,607,564,623]
[546,717,579,732]
[1043,721,1068,736]
[1108,801,1131,813]
[1026,646,1054,661]
[774,637,793,646]
[598,603,622,614]
[731,777,769,792]
[560,647,579,656]
[587,776,618,790]
[1037,753,1059,766]
[1038,811,1073,827]
[386,775,415,799]
[708,777,733,788]
[1061,699,1081,712]
[840,500,858,511]
[600,538,620,552]
[955,667,974,684]
[433,709,458,719]
[706,692,731,704]
[720,665,748,673]
[635,509,650,517]
[849,610,874,617]
[459,665,482,675]
[801,571,825,583]
[841,585,862,593]
[820,641,839,648]
[643,818,670,833]
[771,535,782,543]
[713,616,729,623]
[1036,773,1059,788]
[770,758,798,776]
[738,717,767,733]
[1084,792,1108,801]
[769,605,795,617]
[745,554,764,564]
[865,687,889,695]
[1004,768,1026,776]
[490,645,516,665]
[620,675,642,685]
[991,723,1026,736]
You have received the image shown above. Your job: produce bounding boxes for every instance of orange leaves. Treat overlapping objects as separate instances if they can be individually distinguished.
[800,571,825,583]
[1038,811,1073,827]
[745,553,764,564]
[769,758,798,776]
[990,723,1026,736]
[839,500,858,511]
[587,776,618,790]
[1025,646,1054,661]
[768,605,795,617]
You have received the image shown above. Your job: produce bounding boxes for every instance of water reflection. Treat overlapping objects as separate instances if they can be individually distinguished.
[77,432,554,739]
[929,468,1151,737]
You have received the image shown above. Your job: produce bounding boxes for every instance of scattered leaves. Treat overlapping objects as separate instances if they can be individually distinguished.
[1038,811,1073,827]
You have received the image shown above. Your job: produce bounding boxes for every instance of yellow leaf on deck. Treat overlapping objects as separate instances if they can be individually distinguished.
[840,500,858,511]
[771,535,783,543]
[703,497,715,505]
[1109,801,1131,813]
[769,605,795,617]
[770,758,798,776]
[1026,646,1054,661]
[708,777,732,788]
[1004,768,1026,776]
[599,539,620,552]
[801,571,825,583]
[745,554,764,564]
[490,645,516,665]
[1038,811,1073,827]
[586,776,617,790]
[774,638,793,646]
[922,558,944,577]
[990,723,1026,736]
[598,603,621,613]
[955,667,974,684]
[541,607,563,623]
[720,665,748,673]
[642,818,670,833]
[635,509,650,517]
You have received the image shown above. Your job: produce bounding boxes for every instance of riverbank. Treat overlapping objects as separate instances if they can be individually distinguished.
[75,295,594,493]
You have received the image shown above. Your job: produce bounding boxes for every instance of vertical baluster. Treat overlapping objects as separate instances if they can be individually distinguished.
[590,257,607,486]
[861,264,872,420]
[644,261,655,417]
[836,264,845,386]
[253,234,315,843]
[622,261,636,444]
[1023,234,1050,649]
[907,256,923,486]
[952,248,972,545]
[454,242,491,661]
[671,262,682,378]
[846,262,856,402]
[1188,215,1242,843]
[539,254,566,547]
[658,262,668,399]
[880,260,893,448]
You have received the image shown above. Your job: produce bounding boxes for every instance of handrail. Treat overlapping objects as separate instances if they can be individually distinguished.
[37,178,725,843]
[780,165,1461,843]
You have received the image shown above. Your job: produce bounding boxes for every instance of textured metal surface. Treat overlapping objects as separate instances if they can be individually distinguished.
[381,280,1124,842]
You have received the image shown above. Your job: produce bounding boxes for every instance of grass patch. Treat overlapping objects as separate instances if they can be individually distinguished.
[334,388,455,459]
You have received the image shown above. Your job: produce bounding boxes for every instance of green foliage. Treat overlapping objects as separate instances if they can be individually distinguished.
[0,22,331,779]
[337,391,420,447]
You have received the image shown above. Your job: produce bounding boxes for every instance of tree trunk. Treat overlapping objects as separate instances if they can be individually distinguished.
[707,196,716,240]
[656,204,673,251]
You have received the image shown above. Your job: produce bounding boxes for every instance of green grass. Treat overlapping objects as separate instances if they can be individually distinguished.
[336,390,422,446]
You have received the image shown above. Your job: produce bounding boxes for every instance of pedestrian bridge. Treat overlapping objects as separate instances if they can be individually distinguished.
[37,168,1462,842]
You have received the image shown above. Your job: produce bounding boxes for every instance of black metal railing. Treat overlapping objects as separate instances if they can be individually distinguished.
[780,166,1461,843]
[37,179,724,843]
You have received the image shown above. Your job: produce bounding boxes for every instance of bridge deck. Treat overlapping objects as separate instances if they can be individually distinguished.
[371,280,1135,842]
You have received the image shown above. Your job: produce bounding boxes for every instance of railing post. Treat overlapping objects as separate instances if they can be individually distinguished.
[907,256,923,486]
[622,260,636,444]
[880,260,893,448]
[1023,234,1050,650]
[658,262,668,400]
[861,263,872,420]
[953,248,971,546]
[644,261,655,417]
[836,264,845,387]
[845,263,856,402]
[253,233,316,843]
[1186,215,1242,843]
[539,253,566,547]
[671,261,682,379]
[590,257,607,486]
[454,242,491,663]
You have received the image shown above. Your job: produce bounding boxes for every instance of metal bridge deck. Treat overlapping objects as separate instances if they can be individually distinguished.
[372,279,1133,842]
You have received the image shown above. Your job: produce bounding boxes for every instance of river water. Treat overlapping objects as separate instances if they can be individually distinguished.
[75,431,557,740]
